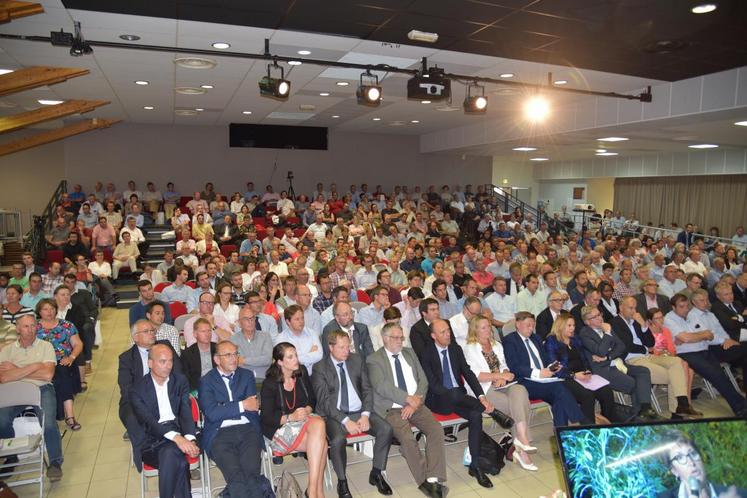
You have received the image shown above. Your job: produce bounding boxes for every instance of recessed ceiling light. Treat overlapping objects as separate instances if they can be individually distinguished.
[597,137,629,142]
[734,120,747,127]
[174,57,217,69]
[421,100,431,104]
[595,149,607,153]
[119,34,140,41]
[530,157,549,161]
[512,146,537,152]
[691,3,717,14]
[435,105,460,112]
[175,87,207,95]
[0,69,14,75]
[688,143,718,149]
[372,117,381,121]
[596,152,618,156]
[297,50,311,55]
[211,42,230,49]
[336,81,349,86]
[331,115,340,118]
[499,73,514,78]
[134,80,149,85]
[242,111,252,115]
[411,120,420,123]
[143,106,155,110]
[37,99,63,105]
[288,60,302,66]
[195,108,204,112]
[553,80,568,85]
[175,109,198,116]
[200,84,214,89]
[319,92,330,96]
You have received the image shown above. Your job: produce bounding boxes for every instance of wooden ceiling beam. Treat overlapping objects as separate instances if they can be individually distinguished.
[0,1,44,23]
[0,99,110,134]
[0,66,90,97]
[0,118,120,156]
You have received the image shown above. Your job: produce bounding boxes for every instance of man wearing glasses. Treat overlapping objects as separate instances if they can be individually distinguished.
[659,430,747,498]
[182,292,232,347]
[198,340,266,497]
[636,279,672,316]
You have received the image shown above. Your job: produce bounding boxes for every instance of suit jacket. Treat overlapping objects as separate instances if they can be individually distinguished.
[610,316,654,359]
[711,299,746,341]
[181,342,217,391]
[118,341,182,409]
[535,307,557,341]
[71,289,98,321]
[311,353,373,424]
[419,342,484,414]
[366,346,428,418]
[63,303,92,336]
[503,331,553,381]
[634,293,671,317]
[733,284,747,308]
[321,320,374,360]
[578,325,628,371]
[197,367,262,457]
[409,318,456,358]
[129,372,197,471]
[259,365,315,440]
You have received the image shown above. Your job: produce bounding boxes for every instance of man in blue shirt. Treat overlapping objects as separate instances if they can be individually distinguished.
[129,280,173,326]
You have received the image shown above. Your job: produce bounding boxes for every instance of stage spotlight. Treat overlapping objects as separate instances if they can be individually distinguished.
[356,70,382,107]
[463,83,487,114]
[524,95,550,122]
[258,62,291,100]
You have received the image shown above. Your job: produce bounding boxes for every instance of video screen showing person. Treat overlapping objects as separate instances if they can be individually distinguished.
[556,418,747,498]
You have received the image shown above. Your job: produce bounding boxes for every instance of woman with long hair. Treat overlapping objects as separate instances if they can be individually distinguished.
[214,282,240,329]
[261,343,327,497]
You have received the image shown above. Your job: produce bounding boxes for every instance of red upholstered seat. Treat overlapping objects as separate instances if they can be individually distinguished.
[356,289,372,304]
[154,282,171,292]
[169,301,188,319]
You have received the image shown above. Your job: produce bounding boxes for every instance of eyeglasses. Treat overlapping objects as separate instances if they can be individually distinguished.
[385,335,405,341]
[669,450,701,466]
[138,329,157,334]
[587,313,602,320]
[216,352,239,358]
[199,301,215,305]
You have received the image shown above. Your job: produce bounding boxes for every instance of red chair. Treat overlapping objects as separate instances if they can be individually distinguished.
[185,281,197,289]
[169,301,188,319]
[293,228,306,238]
[45,250,63,267]
[356,289,371,305]
[103,248,113,264]
[154,282,172,293]
[220,244,237,258]
[286,216,301,226]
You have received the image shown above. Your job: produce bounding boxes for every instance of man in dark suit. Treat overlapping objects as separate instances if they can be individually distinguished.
[634,279,672,317]
[118,319,181,450]
[420,319,513,489]
[410,298,455,358]
[321,302,374,361]
[712,282,747,342]
[578,305,659,420]
[570,287,601,334]
[535,291,566,340]
[180,318,217,391]
[503,312,587,426]
[198,340,264,498]
[313,330,393,498]
[733,273,747,308]
[130,343,199,498]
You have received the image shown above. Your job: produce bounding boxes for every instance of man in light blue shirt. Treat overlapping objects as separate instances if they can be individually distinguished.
[275,304,323,372]
[161,268,193,304]
[20,273,49,309]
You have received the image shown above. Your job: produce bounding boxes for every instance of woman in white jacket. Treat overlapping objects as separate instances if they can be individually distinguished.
[463,315,538,471]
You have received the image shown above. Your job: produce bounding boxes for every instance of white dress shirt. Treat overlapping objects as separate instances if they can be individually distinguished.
[385,349,417,408]
[217,368,250,428]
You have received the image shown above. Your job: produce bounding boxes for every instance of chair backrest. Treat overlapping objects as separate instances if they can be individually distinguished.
[154,281,172,293]
[0,381,41,409]
[220,244,237,258]
[350,301,367,312]
[169,301,188,319]
[356,289,372,305]
[174,313,193,332]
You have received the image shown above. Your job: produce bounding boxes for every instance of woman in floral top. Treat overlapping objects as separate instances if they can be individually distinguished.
[35,298,84,431]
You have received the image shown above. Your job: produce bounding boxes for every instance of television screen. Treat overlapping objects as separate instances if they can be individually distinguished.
[556,417,747,498]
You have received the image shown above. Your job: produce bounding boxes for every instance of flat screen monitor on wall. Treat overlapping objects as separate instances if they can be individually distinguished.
[556,417,747,498]
[229,123,328,150]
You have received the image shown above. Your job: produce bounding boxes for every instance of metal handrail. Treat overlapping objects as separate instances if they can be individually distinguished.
[23,180,67,263]
[488,184,538,226]
[597,219,747,250]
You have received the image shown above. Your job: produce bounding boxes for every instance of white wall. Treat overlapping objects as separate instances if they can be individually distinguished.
[537,180,587,214]
[62,124,492,196]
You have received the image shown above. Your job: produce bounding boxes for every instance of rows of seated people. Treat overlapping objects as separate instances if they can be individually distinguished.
[2,179,747,497]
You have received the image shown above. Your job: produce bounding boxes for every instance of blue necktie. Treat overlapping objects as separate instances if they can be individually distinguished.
[222,373,235,388]
[393,354,408,392]
[255,317,262,331]
[525,338,542,370]
[441,350,454,389]
[338,362,349,413]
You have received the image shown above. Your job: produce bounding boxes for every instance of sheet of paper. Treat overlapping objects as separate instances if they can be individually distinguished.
[575,374,611,392]
[493,381,518,391]
[526,377,564,383]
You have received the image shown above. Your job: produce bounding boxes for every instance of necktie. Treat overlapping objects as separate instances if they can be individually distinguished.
[255,317,262,331]
[338,362,349,413]
[525,338,542,370]
[729,304,737,314]
[222,373,235,388]
[441,350,454,389]
[393,354,408,392]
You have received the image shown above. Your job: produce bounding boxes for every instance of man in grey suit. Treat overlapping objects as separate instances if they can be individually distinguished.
[578,305,660,421]
[321,302,374,360]
[366,323,447,498]
[634,279,672,316]
[312,330,393,498]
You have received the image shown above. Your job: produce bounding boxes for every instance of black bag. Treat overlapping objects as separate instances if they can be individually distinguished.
[474,431,509,475]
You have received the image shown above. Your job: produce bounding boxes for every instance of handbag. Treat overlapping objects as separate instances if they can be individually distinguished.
[276,470,302,498]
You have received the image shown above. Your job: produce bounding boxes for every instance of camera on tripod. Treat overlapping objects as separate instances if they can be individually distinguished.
[286,171,294,180]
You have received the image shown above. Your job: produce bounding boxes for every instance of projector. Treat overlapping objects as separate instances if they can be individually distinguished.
[574,203,595,211]
[407,66,451,101]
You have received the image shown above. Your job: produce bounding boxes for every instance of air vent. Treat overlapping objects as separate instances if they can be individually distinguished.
[175,109,198,116]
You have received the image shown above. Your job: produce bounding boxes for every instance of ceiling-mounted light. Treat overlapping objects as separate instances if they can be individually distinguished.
[499,73,514,78]
[134,80,149,85]
[411,120,420,123]
[596,152,618,156]
[319,92,330,96]
[297,50,311,55]
[688,143,718,149]
[407,30,439,43]
[200,84,214,89]
[597,136,629,142]
[735,121,747,127]
[553,80,568,85]
[530,157,549,161]
[356,70,382,107]
[211,42,230,49]
[524,95,550,122]
[143,106,154,110]
[331,115,340,118]
[242,111,252,115]
[38,99,63,105]
[463,82,488,114]
[258,62,291,100]
[513,147,537,152]
[691,3,717,14]
[119,34,140,41]
[0,69,13,75]
[372,117,381,121]
[288,60,302,66]
[336,81,349,86]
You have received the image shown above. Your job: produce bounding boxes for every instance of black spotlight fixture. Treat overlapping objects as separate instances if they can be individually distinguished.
[258,61,291,100]
[463,82,488,114]
[356,70,382,107]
